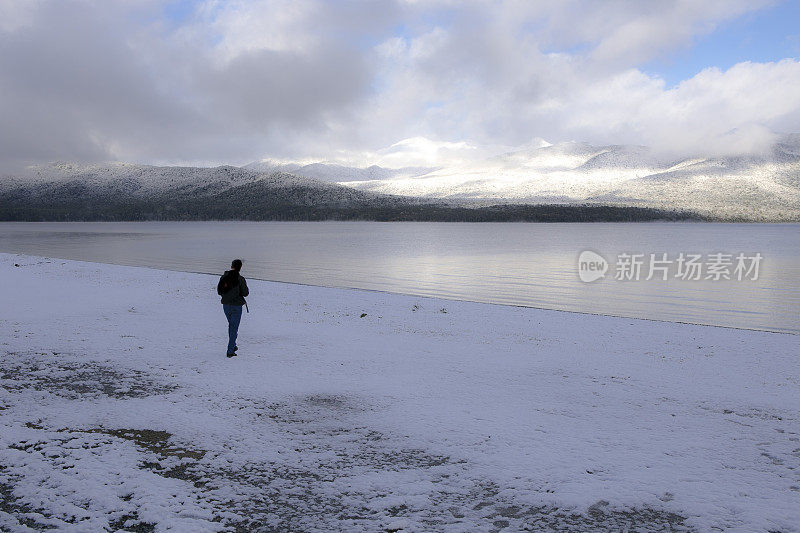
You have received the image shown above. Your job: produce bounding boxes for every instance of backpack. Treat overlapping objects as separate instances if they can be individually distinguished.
[217,271,239,296]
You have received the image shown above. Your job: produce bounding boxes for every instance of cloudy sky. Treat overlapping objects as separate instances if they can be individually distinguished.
[1,0,800,171]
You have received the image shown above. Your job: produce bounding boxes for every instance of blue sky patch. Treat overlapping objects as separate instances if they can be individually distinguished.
[644,0,800,87]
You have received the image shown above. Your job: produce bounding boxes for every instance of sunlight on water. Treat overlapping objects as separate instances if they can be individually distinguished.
[0,221,798,334]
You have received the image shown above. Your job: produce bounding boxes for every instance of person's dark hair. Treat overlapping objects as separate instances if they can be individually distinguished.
[231,259,243,271]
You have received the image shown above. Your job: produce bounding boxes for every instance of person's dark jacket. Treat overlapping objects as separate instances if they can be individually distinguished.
[219,271,249,306]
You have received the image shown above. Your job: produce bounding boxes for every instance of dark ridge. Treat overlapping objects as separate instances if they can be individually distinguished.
[0,198,703,222]
[0,172,705,222]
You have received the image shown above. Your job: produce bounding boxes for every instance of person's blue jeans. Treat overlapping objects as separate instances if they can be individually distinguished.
[223,304,243,354]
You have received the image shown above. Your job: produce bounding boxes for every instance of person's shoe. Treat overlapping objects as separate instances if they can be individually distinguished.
[226,352,237,358]
[233,346,238,352]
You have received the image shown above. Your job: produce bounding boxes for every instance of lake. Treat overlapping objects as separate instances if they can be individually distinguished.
[0,221,797,334]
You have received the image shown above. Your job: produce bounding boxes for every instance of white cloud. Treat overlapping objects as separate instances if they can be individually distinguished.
[550,59,800,156]
[584,0,775,66]
[0,0,798,172]
[349,2,800,159]
[202,0,320,61]
[374,137,478,167]
[0,0,44,33]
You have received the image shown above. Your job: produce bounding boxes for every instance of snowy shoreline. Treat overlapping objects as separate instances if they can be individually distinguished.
[1,252,799,531]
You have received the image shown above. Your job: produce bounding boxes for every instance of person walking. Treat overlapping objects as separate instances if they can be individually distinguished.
[217,259,249,358]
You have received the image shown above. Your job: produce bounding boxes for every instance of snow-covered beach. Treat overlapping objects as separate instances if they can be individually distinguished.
[1,252,798,532]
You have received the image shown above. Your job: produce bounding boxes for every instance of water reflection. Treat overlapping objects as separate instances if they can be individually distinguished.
[0,221,797,334]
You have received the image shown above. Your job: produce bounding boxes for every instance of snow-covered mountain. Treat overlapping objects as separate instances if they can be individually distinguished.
[244,160,434,182]
[0,162,400,220]
[5,135,799,221]
[334,136,800,221]
[8,161,343,195]
[0,161,694,222]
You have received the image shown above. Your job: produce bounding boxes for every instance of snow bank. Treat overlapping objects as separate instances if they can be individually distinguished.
[1,253,798,531]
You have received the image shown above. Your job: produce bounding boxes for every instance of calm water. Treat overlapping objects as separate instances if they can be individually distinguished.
[0,221,798,334]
